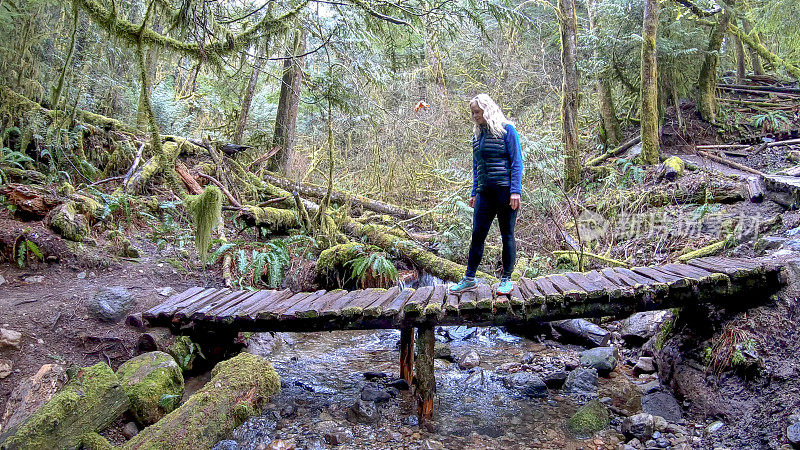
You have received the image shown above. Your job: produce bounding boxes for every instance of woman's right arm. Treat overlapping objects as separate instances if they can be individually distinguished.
[470,152,477,206]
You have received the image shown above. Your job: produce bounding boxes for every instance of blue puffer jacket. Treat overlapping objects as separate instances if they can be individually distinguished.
[471,123,523,196]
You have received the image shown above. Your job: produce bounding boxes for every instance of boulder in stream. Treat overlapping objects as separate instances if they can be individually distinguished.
[621,310,674,345]
[552,319,610,347]
[567,399,610,437]
[503,372,548,398]
[458,349,480,370]
[563,368,598,397]
[346,399,380,424]
[579,347,618,375]
[621,413,655,441]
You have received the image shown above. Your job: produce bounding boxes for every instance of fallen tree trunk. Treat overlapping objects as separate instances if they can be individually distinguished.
[696,150,764,176]
[586,136,641,166]
[262,172,426,220]
[552,318,611,347]
[341,216,494,282]
[634,176,745,207]
[727,23,800,79]
[0,362,129,449]
[122,352,279,449]
[236,205,300,233]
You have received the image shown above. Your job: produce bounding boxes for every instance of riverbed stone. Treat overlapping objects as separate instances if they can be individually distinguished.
[458,350,480,370]
[0,359,11,379]
[634,357,656,374]
[564,368,599,397]
[212,440,240,450]
[361,385,391,403]
[622,413,655,441]
[387,378,410,390]
[116,351,184,425]
[544,371,568,389]
[434,342,452,361]
[324,427,354,445]
[346,399,379,424]
[621,311,674,344]
[88,286,135,323]
[642,391,682,422]
[579,347,618,375]
[503,372,548,398]
[787,422,800,447]
[122,421,139,439]
[567,399,609,437]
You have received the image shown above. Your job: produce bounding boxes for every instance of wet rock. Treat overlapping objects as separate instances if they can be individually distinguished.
[552,319,611,347]
[157,286,176,297]
[705,420,724,434]
[122,421,139,439]
[363,371,388,380]
[0,328,22,349]
[421,439,443,449]
[567,399,609,437]
[346,399,379,423]
[88,286,135,323]
[621,310,674,344]
[361,385,391,403]
[634,357,656,374]
[579,347,617,375]
[599,372,641,414]
[787,422,800,448]
[458,350,480,370]
[637,380,661,395]
[324,427,354,445]
[503,372,548,398]
[0,358,11,379]
[387,378,410,390]
[642,391,682,422]
[622,413,655,441]
[434,342,452,361]
[563,368,598,397]
[544,371,568,389]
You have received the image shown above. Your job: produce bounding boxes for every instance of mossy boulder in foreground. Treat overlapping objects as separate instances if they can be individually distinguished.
[0,362,129,449]
[117,351,185,425]
[567,399,610,438]
[46,201,89,242]
[122,352,280,449]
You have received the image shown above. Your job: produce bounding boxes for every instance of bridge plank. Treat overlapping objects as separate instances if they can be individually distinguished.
[457,289,478,310]
[444,292,460,316]
[305,290,348,316]
[364,287,401,317]
[321,290,366,317]
[343,289,385,318]
[564,272,606,298]
[175,289,232,321]
[146,287,206,317]
[161,287,219,317]
[686,258,746,276]
[711,256,761,269]
[424,284,448,317]
[533,277,561,299]
[384,288,414,316]
[518,278,543,301]
[600,268,641,289]
[211,291,262,319]
[278,291,318,319]
[630,266,678,285]
[547,274,588,301]
[250,289,296,320]
[221,290,274,323]
[475,284,494,311]
[231,290,279,319]
[404,286,434,316]
[192,291,250,320]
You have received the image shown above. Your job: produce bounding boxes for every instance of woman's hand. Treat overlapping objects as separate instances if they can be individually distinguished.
[509,193,521,210]
[469,196,476,208]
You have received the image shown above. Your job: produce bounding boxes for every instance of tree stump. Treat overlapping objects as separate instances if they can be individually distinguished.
[414,324,435,420]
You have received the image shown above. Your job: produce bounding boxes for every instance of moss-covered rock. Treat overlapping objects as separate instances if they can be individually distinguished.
[567,399,610,438]
[116,352,185,425]
[46,201,90,242]
[0,362,129,449]
[79,432,114,450]
[122,352,280,449]
[167,336,201,373]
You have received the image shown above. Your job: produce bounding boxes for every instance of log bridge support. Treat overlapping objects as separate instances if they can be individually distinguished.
[141,256,788,423]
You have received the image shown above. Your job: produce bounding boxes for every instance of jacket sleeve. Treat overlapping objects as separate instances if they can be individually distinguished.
[471,146,478,198]
[506,124,523,195]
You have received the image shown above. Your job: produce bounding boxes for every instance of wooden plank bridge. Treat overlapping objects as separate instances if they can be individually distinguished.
[141,256,786,418]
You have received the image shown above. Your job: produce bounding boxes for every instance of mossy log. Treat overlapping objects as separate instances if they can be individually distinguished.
[116,352,185,425]
[678,239,728,262]
[0,184,61,219]
[45,201,90,242]
[262,172,426,220]
[316,242,382,281]
[341,217,494,282]
[122,352,280,450]
[236,205,300,233]
[633,176,744,207]
[657,156,685,181]
[0,362,129,449]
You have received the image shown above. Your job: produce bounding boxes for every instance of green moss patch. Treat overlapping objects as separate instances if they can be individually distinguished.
[117,351,185,425]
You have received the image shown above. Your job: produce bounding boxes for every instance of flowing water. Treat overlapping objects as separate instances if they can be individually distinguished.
[223,274,614,450]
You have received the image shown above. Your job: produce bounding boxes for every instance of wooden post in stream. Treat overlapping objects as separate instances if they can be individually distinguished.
[400,326,414,384]
[414,324,435,420]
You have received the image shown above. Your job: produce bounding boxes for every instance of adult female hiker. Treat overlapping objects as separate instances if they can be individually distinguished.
[450,94,523,295]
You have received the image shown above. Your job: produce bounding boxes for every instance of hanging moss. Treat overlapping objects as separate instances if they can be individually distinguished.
[184,185,223,261]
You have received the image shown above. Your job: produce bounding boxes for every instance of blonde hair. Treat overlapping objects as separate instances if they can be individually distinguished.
[470,94,512,139]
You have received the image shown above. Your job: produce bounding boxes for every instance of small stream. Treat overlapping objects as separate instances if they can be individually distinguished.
[221,275,605,450]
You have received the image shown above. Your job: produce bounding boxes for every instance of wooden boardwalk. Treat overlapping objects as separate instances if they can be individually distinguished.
[143,256,785,333]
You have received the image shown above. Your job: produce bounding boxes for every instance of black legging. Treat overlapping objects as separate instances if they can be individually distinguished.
[465,185,518,279]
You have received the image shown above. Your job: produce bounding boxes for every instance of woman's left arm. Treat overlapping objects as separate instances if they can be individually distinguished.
[506,125,523,209]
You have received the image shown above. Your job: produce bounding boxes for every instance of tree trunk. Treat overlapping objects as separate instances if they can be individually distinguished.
[122,353,280,449]
[270,29,306,173]
[697,9,731,123]
[640,0,660,164]
[51,2,79,108]
[135,14,161,133]
[588,0,621,148]
[234,40,269,145]
[729,22,800,79]
[740,18,764,76]
[559,0,580,189]
[733,20,746,82]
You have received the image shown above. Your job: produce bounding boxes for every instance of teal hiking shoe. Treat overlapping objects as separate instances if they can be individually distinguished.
[449,277,477,293]
[495,278,513,296]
